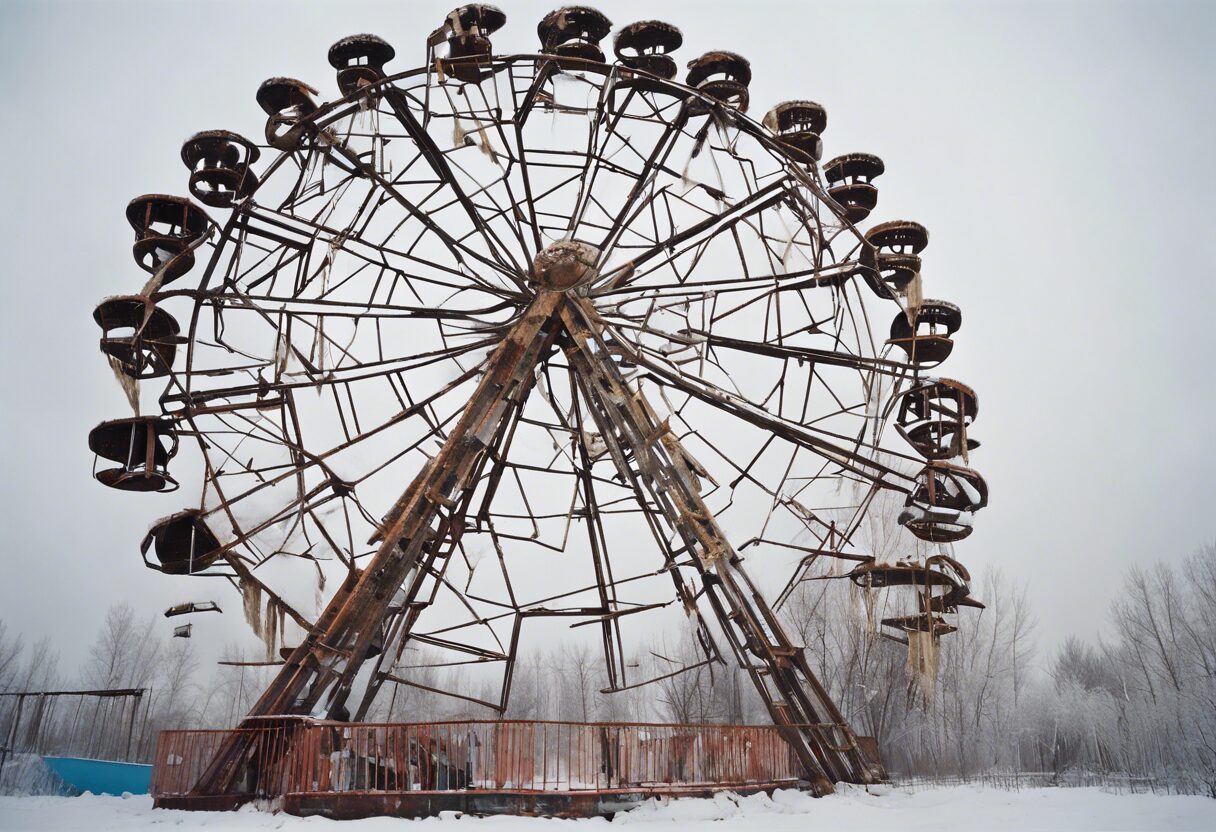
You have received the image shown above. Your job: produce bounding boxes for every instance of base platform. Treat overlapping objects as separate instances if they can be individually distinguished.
[151,719,880,818]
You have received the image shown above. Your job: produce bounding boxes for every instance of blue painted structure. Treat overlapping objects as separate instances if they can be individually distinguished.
[41,756,152,795]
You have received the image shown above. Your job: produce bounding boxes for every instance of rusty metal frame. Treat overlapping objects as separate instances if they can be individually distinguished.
[91,6,987,813]
[153,719,832,817]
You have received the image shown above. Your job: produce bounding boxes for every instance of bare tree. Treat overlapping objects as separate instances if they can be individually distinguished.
[0,621,24,693]
[83,603,162,691]
[556,644,599,722]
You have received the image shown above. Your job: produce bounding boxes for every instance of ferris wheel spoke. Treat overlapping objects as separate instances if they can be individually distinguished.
[593,104,690,258]
[223,292,512,322]
[430,154,534,265]
[180,277,502,385]
[595,178,791,292]
[314,134,526,292]
[579,306,914,492]
[493,65,570,255]
[170,343,487,407]
[239,202,504,296]
[508,127,546,255]
[601,312,908,378]
[602,316,883,440]
[569,378,629,687]
[651,362,913,488]
[560,296,873,783]
[560,73,639,244]
[507,63,627,250]
[184,360,487,522]
[594,258,863,303]
[380,84,527,277]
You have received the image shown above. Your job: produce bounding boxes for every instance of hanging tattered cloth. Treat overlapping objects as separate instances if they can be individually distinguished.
[906,629,938,702]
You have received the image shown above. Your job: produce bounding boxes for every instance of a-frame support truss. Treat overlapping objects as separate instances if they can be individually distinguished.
[191,289,879,797]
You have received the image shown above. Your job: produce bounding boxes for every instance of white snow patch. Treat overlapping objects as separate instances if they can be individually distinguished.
[0,786,1213,831]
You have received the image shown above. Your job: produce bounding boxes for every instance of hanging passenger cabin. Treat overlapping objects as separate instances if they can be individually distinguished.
[862,220,928,298]
[880,613,957,638]
[847,556,984,612]
[180,130,261,208]
[898,461,988,543]
[763,100,827,167]
[895,377,979,460]
[87,416,178,492]
[94,297,182,379]
[430,5,507,84]
[141,509,224,575]
[164,601,222,618]
[257,77,319,151]
[848,559,960,591]
[685,51,751,112]
[538,6,612,64]
[823,153,884,223]
[888,299,961,366]
[126,194,209,285]
[614,20,683,85]
[329,34,395,99]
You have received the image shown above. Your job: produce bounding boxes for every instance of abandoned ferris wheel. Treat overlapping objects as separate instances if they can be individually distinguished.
[89,5,988,814]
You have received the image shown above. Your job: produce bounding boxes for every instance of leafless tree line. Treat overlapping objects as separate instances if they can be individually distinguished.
[784,543,1215,796]
[2,544,1213,795]
[0,604,204,768]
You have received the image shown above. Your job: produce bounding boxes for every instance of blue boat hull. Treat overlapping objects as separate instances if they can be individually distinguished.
[41,756,152,795]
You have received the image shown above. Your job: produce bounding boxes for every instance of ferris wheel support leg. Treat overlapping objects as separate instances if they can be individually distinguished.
[188,291,563,798]
[559,297,881,792]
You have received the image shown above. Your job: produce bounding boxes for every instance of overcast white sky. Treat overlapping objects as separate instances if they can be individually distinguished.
[0,0,1212,672]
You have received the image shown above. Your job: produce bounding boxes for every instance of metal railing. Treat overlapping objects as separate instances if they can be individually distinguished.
[151,722,303,799]
[152,719,804,799]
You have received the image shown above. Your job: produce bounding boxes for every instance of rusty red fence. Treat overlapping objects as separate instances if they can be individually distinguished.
[151,721,306,799]
[152,720,804,800]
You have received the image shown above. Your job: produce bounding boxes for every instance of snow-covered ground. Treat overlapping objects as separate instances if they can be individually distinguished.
[1,786,1212,831]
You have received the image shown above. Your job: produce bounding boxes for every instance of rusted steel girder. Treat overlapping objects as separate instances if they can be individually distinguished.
[559,297,879,791]
[189,291,563,796]
[91,7,993,813]
[188,284,879,799]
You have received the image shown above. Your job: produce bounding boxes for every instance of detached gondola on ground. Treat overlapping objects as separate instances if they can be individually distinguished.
[86,4,988,818]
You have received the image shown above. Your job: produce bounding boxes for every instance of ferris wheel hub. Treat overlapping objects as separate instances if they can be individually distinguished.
[530,239,600,291]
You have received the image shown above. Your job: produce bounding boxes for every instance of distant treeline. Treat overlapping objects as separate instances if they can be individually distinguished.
[1,544,1213,797]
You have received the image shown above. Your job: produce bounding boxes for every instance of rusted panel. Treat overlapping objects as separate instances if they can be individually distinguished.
[153,719,806,816]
